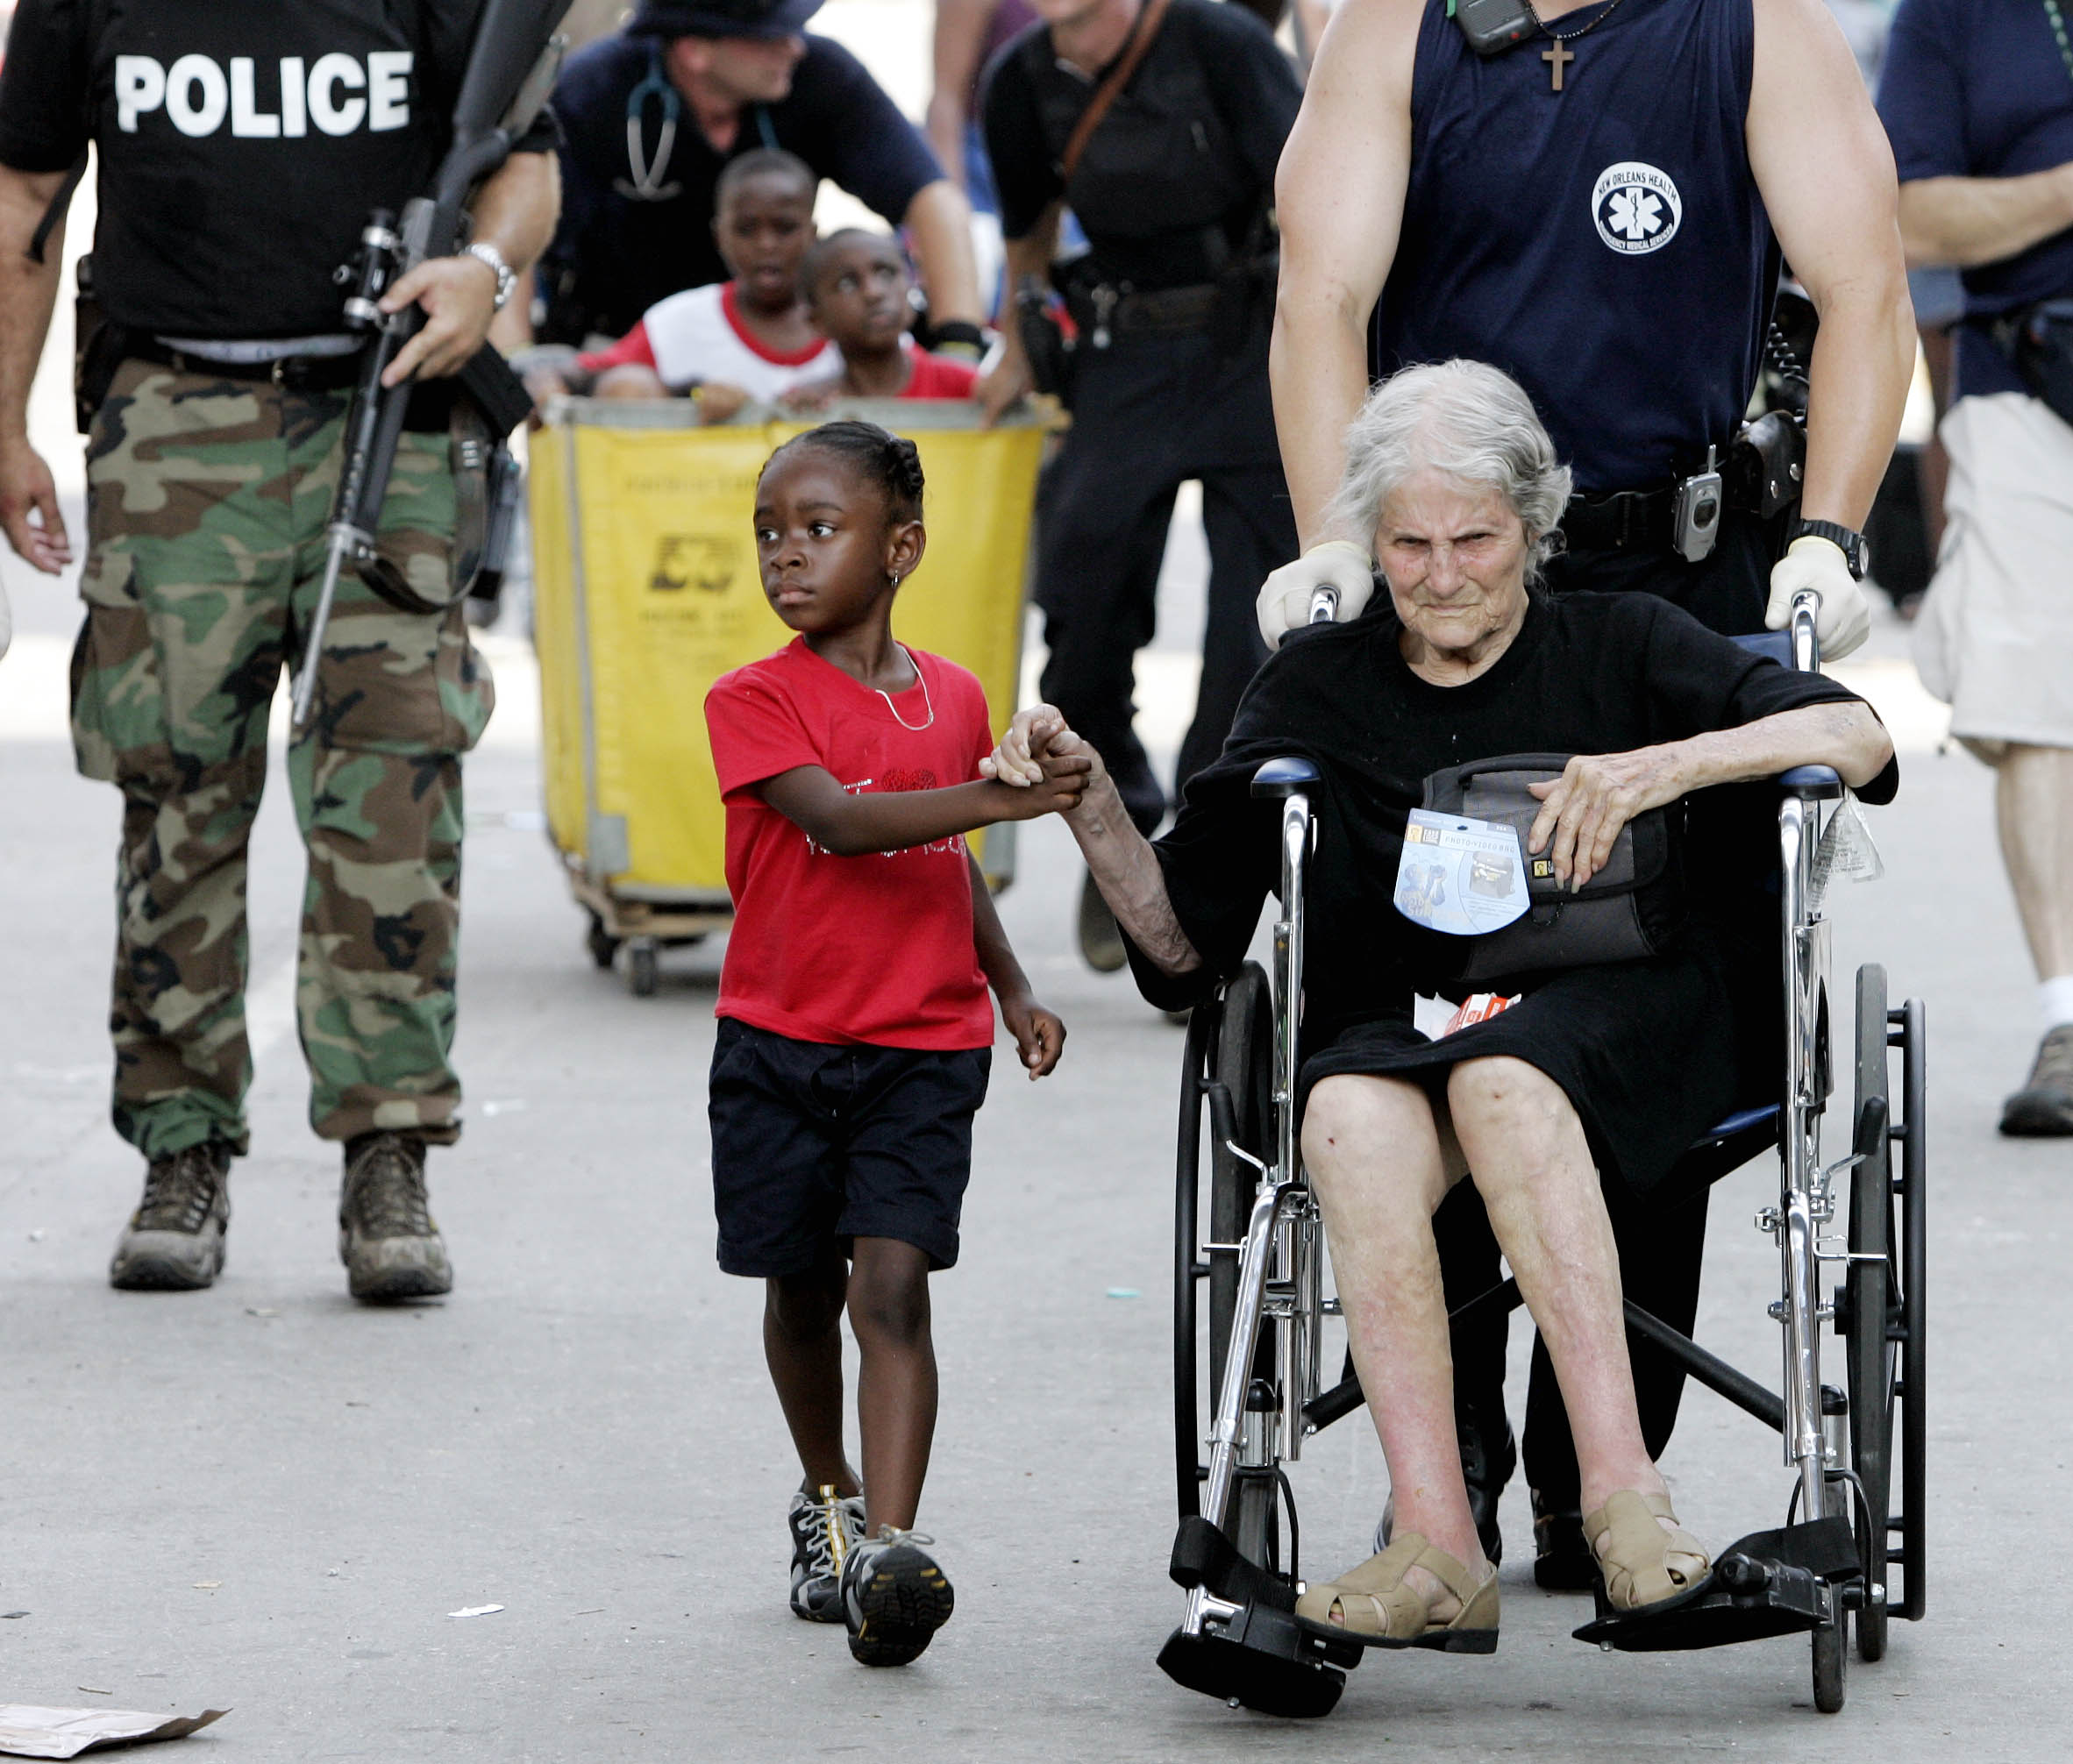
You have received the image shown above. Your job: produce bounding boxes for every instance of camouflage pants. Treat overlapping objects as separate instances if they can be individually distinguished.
[70,361,495,1158]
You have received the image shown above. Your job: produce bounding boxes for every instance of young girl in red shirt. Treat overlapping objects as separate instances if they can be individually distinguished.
[704,420,1082,1668]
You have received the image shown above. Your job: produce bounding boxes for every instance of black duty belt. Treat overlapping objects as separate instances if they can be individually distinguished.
[1559,487,1678,552]
[125,338,365,393]
[1066,280,1222,340]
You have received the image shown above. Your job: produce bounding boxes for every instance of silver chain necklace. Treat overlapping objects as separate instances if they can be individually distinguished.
[874,645,936,731]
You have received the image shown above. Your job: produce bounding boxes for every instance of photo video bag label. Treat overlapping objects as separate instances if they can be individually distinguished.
[1393,809,1531,936]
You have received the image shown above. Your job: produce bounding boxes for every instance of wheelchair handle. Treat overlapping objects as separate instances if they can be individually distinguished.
[1790,586,1820,673]
[1307,585,1339,624]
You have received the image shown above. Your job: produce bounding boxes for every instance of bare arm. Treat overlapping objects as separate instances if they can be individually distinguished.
[757,758,1085,858]
[977,205,1059,422]
[981,708,1204,975]
[901,177,984,330]
[0,162,74,573]
[382,147,561,386]
[1748,0,1914,531]
[927,0,995,188]
[1898,169,2073,269]
[1528,701,1895,888]
[1269,0,1418,547]
[967,850,1066,1077]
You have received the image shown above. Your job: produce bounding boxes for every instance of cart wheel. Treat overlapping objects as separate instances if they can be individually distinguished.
[1813,1616,1847,1713]
[586,913,620,971]
[628,939,659,998]
[1847,964,1893,1662]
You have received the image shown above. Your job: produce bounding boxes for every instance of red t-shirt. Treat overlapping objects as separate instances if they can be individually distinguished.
[705,639,996,1049]
[900,352,980,400]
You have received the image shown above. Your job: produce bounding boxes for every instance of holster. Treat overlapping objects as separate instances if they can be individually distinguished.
[73,254,124,435]
[1015,274,1075,407]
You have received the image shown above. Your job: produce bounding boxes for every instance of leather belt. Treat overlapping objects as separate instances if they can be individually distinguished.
[125,338,364,392]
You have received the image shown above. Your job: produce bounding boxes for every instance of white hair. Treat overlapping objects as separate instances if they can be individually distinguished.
[1324,360,1574,576]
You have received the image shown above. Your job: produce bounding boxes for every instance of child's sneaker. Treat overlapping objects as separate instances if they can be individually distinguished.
[787,1485,866,1622]
[841,1526,955,1666]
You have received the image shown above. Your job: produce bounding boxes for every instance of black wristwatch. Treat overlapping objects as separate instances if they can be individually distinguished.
[1791,518,1870,580]
[930,318,987,362]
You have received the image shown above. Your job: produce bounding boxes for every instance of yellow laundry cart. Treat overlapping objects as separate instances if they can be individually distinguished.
[529,399,1050,994]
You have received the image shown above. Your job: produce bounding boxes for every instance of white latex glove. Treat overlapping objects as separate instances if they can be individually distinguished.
[1764,535,1870,660]
[1255,539,1375,650]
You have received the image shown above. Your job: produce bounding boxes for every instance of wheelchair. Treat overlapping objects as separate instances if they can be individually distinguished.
[1158,595,1927,1718]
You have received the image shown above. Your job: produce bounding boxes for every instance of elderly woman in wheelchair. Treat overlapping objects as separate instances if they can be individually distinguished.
[987,360,1898,1654]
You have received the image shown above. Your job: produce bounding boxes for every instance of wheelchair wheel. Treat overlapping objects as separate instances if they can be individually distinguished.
[1893,997,1928,1623]
[1172,964,1278,1562]
[1813,1614,1847,1713]
[1845,964,1894,1662]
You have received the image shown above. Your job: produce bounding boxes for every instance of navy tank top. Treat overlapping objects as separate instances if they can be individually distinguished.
[1374,0,1780,494]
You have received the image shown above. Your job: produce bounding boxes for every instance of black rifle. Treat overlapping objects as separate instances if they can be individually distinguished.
[290,0,575,729]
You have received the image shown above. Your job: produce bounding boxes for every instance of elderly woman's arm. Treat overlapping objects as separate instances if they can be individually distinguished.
[1528,700,1894,890]
[983,708,1206,977]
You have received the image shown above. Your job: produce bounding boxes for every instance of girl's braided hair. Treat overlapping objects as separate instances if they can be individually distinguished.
[764,419,925,525]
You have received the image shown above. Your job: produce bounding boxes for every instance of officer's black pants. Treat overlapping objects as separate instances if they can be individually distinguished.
[1034,317,1296,830]
[1444,509,1778,1511]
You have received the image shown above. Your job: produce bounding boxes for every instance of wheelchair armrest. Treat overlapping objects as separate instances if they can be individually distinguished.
[1732,630,1796,669]
[1778,764,1844,800]
[1251,756,1321,800]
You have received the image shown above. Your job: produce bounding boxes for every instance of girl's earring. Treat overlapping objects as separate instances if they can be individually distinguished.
[887,571,901,588]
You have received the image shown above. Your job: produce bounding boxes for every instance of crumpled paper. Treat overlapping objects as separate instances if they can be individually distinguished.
[0,1705,227,1760]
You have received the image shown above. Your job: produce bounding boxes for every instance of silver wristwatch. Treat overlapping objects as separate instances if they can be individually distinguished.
[464,241,517,312]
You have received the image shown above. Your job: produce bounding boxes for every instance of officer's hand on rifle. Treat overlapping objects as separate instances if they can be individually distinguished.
[0,435,72,575]
[377,253,502,388]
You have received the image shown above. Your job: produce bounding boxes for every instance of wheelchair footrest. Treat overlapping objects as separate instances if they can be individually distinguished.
[1159,1517,1358,1718]
[1571,1517,1861,1654]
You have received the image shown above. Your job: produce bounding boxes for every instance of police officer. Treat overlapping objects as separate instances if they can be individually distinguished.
[541,0,987,358]
[980,0,1301,966]
[0,2,560,1301]
[1262,0,1913,1580]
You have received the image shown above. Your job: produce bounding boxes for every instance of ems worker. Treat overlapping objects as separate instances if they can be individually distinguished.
[1262,0,1914,1581]
[540,0,988,360]
[1880,0,2073,1136]
[0,3,560,1301]
[980,0,1302,965]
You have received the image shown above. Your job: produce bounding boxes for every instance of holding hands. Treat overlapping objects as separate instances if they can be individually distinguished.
[980,704,1104,806]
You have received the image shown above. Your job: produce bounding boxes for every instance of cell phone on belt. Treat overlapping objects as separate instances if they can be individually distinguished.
[1671,445,1724,565]
[1450,0,1536,54]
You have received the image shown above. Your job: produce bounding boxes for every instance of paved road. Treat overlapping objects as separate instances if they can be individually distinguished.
[3,509,2069,1760]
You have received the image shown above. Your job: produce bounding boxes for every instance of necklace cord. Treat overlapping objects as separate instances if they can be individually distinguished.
[1528,0,1632,44]
[873,645,937,732]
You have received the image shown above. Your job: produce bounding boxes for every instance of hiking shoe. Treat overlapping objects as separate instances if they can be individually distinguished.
[788,1485,867,1622]
[339,1132,452,1301]
[2001,1026,2073,1136]
[1078,871,1127,973]
[109,1142,232,1291]
[841,1526,954,1667]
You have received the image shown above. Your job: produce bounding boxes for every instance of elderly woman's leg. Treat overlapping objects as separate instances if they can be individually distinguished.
[1447,1056,1707,1607]
[1302,1074,1485,1620]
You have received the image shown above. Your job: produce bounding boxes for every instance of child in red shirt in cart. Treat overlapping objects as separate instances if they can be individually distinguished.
[784,230,985,407]
[703,420,1083,1668]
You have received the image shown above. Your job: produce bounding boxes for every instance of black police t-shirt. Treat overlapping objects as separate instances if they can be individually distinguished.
[980,0,1299,288]
[541,32,944,345]
[0,0,544,338]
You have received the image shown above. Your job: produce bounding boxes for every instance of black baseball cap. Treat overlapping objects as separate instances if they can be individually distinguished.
[626,0,826,38]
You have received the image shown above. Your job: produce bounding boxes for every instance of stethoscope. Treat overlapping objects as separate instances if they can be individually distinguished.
[613,46,781,203]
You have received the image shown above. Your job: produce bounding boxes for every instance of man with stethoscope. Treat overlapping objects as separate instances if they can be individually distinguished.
[538,0,987,360]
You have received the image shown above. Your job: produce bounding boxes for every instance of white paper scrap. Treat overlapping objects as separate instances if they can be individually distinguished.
[0,1705,227,1760]
[446,1605,504,1619]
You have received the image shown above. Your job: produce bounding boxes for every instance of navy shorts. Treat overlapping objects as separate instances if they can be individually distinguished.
[708,1018,993,1277]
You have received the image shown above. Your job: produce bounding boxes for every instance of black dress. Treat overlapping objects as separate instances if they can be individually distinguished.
[1127,590,1899,1199]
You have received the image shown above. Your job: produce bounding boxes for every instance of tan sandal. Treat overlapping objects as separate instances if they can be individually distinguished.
[1582,1490,1711,1611]
[1293,1533,1499,1653]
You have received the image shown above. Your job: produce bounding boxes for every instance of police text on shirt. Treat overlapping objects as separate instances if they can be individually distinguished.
[115,53,413,139]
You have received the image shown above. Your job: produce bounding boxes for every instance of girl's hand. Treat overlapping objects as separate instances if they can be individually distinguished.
[981,705,1108,795]
[991,750,1092,819]
[1524,746,1685,891]
[1000,992,1066,1078]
